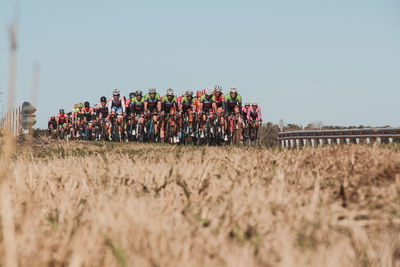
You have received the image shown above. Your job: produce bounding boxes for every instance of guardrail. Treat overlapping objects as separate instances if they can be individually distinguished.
[0,102,36,136]
[277,128,400,148]
[0,105,22,136]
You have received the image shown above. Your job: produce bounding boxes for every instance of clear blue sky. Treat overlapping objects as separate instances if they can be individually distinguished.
[1,0,399,128]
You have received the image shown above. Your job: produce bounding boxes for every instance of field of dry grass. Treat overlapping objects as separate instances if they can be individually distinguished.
[0,141,400,266]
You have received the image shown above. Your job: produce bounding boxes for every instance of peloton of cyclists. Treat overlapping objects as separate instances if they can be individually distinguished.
[49,85,262,143]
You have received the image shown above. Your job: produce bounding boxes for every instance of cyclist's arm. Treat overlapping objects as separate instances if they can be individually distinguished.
[121,98,126,113]
[108,100,112,114]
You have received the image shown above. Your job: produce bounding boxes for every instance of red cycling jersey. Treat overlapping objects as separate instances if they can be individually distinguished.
[57,113,68,124]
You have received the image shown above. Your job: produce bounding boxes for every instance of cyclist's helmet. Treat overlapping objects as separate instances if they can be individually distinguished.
[214,85,222,92]
[84,101,90,108]
[50,116,55,120]
[136,90,143,96]
[59,109,64,113]
[113,89,120,96]
[182,90,188,97]
[230,87,238,94]
[245,102,250,106]
[166,88,174,96]
[100,96,107,102]
[149,88,156,94]
[186,90,193,97]
[129,92,135,99]
[252,102,258,106]
[78,102,83,108]
[206,88,213,96]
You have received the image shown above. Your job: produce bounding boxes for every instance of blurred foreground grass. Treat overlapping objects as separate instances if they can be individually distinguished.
[0,141,400,266]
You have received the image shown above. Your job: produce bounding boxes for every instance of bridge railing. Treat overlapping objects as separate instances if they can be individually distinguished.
[277,128,400,148]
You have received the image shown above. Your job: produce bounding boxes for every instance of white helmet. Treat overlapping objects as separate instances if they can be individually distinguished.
[113,89,120,96]
[245,102,250,106]
[230,87,238,94]
[166,88,174,96]
[186,90,193,97]
[214,85,222,92]
[252,102,258,106]
[205,88,213,96]
[149,88,156,94]
[182,90,188,97]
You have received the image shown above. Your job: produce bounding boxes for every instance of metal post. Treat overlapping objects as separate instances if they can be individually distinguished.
[327,138,332,145]
[295,139,300,148]
[319,138,324,147]
[311,139,315,147]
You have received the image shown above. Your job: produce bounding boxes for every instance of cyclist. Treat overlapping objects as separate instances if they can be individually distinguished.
[125,92,136,138]
[199,88,216,138]
[131,90,146,136]
[247,102,262,127]
[108,89,126,137]
[80,101,95,139]
[213,85,225,140]
[48,116,57,138]
[56,109,69,138]
[126,92,136,111]
[241,102,251,125]
[96,96,109,139]
[74,102,84,137]
[177,90,187,108]
[195,89,205,113]
[144,88,161,137]
[224,87,242,141]
[179,90,196,138]
[241,102,251,141]
[160,88,178,142]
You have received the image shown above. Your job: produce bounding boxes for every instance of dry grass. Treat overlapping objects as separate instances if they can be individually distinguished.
[0,141,400,266]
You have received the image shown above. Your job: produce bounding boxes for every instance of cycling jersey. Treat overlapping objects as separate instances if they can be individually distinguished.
[57,113,68,125]
[241,106,250,120]
[247,106,262,121]
[125,98,131,108]
[96,103,109,118]
[131,96,145,114]
[177,95,183,107]
[161,95,177,114]
[213,94,225,109]
[108,95,126,114]
[181,96,195,113]
[200,95,214,113]
[224,94,242,113]
[144,93,161,112]
[80,107,94,121]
